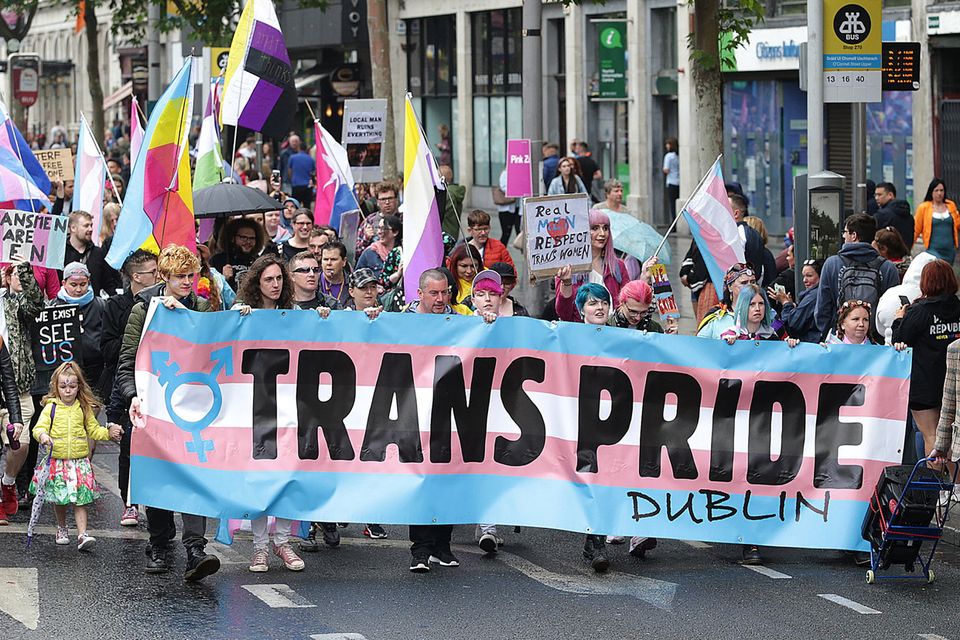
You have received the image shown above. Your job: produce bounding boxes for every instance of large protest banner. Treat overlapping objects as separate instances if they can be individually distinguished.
[0,209,69,269]
[131,304,910,551]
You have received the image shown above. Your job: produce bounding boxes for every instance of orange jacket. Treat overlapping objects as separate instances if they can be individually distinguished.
[914,200,960,249]
[479,238,515,269]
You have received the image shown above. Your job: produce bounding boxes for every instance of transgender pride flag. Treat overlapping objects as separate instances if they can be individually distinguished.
[681,158,745,295]
[0,100,51,211]
[73,115,107,242]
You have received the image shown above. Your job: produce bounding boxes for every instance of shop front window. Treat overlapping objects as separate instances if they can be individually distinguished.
[472,8,522,186]
[407,15,457,176]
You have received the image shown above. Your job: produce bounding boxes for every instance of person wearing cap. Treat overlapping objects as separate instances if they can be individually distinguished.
[696,263,758,340]
[46,262,106,389]
[490,262,529,317]
[118,245,220,582]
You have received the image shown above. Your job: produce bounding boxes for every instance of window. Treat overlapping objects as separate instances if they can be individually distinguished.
[472,8,522,186]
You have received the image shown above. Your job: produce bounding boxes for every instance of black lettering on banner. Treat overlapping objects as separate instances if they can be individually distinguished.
[814,383,865,489]
[296,350,357,460]
[494,357,546,466]
[628,491,661,520]
[796,491,830,522]
[241,349,290,459]
[576,365,633,473]
[666,492,703,524]
[361,353,423,462]
[742,489,776,521]
[709,378,742,482]
[429,355,497,463]
[639,371,701,479]
[746,381,806,485]
[700,489,737,522]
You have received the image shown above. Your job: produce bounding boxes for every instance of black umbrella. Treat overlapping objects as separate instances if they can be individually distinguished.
[193,182,283,218]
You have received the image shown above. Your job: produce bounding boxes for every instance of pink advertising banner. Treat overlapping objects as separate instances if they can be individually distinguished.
[505,139,533,198]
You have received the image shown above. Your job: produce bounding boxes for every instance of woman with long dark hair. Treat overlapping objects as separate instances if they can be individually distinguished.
[547,156,587,195]
[914,178,960,263]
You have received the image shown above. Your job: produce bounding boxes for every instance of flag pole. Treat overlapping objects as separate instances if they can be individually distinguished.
[652,154,723,260]
[81,113,124,207]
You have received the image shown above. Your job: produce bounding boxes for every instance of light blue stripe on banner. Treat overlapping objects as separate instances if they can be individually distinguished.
[131,457,871,551]
[144,307,910,380]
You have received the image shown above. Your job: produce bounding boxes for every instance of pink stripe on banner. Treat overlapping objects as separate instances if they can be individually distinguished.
[132,421,890,502]
[139,334,910,420]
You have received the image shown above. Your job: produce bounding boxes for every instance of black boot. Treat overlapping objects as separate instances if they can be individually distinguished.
[299,523,320,552]
[145,545,170,574]
[321,522,341,548]
[582,535,609,573]
[184,545,220,582]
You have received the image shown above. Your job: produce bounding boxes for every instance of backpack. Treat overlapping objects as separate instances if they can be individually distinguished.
[837,255,885,336]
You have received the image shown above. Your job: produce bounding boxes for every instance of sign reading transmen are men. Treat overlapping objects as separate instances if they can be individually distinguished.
[823,0,882,103]
[522,194,591,279]
[0,209,69,270]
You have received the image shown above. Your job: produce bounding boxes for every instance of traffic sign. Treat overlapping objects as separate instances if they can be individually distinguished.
[822,0,882,103]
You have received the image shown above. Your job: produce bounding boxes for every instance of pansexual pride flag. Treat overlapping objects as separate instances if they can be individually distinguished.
[681,158,745,294]
[220,0,297,138]
[402,95,445,303]
[107,60,196,269]
[131,306,910,551]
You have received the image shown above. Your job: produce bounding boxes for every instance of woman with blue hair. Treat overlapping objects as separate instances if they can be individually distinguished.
[575,282,613,325]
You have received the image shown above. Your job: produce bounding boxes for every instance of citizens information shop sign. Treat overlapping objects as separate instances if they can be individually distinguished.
[131,305,910,551]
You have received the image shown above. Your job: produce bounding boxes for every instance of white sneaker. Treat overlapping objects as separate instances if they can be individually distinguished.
[56,527,69,545]
[77,534,96,551]
[606,536,626,544]
[478,532,502,554]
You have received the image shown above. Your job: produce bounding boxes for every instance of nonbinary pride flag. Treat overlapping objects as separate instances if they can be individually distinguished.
[220,0,297,138]
[313,120,360,231]
[72,115,106,243]
[402,95,445,304]
[107,59,196,269]
[681,157,745,295]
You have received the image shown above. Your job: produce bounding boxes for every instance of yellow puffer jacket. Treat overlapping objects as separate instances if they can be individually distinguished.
[32,399,110,460]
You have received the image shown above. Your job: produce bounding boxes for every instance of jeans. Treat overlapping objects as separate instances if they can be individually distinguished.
[409,524,453,558]
[146,507,208,550]
[251,516,292,548]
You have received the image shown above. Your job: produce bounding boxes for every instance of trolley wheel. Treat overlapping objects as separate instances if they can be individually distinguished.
[865,570,876,584]
[927,569,935,584]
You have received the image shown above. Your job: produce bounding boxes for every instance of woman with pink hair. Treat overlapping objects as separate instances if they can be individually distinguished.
[608,279,677,333]
[555,209,628,322]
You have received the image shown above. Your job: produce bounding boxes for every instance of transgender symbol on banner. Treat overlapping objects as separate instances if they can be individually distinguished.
[150,346,233,463]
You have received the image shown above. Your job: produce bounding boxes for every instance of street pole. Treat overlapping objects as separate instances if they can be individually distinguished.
[147,2,161,115]
[522,0,542,195]
[807,1,823,174]
[852,103,867,213]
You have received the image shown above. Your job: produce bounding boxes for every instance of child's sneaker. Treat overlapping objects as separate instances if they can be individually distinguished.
[120,506,139,527]
[56,527,69,545]
[77,534,96,551]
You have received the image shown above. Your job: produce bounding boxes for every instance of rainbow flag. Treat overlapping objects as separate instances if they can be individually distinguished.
[220,0,296,138]
[401,95,445,303]
[72,115,107,243]
[107,60,196,269]
[681,158,745,294]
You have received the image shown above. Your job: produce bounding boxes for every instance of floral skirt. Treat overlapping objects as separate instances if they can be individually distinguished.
[29,457,100,506]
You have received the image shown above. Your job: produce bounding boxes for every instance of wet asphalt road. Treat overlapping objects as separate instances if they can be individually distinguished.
[1,443,959,640]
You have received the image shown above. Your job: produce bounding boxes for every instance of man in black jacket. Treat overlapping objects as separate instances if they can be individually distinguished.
[874,182,915,248]
[63,211,123,296]
[729,194,772,287]
[100,249,156,528]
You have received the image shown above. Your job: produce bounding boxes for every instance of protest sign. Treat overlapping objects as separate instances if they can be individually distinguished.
[342,99,387,183]
[132,304,909,551]
[0,209,69,269]
[34,148,74,182]
[505,139,533,198]
[35,305,82,371]
[338,210,361,263]
[522,194,591,279]
[650,263,680,321]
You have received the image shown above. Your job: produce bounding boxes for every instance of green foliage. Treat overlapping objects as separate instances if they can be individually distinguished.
[687,0,766,71]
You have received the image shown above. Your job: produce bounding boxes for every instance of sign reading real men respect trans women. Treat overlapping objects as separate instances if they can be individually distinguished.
[522,193,591,278]
[131,304,911,552]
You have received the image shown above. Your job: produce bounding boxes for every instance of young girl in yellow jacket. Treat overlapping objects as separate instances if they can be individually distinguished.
[30,362,121,551]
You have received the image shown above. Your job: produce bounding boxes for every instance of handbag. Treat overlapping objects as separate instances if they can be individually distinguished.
[491,186,516,206]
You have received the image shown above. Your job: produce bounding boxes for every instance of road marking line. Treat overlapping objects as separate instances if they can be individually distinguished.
[918,635,951,640]
[242,583,316,608]
[683,541,712,549]
[0,522,147,540]
[310,634,368,640]
[818,594,881,614]
[0,567,39,630]
[743,565,792,579]
[91,461,121,499]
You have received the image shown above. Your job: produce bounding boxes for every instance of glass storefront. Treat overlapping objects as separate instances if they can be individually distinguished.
[471,8,522,186]
[406,15,458,178]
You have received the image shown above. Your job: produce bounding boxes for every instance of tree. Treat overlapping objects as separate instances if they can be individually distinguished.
[366,0,396,180]
[687,0,765,176]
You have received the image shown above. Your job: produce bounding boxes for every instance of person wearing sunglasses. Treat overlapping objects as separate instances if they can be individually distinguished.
[696,262,757,339]
[288,252,323,309]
